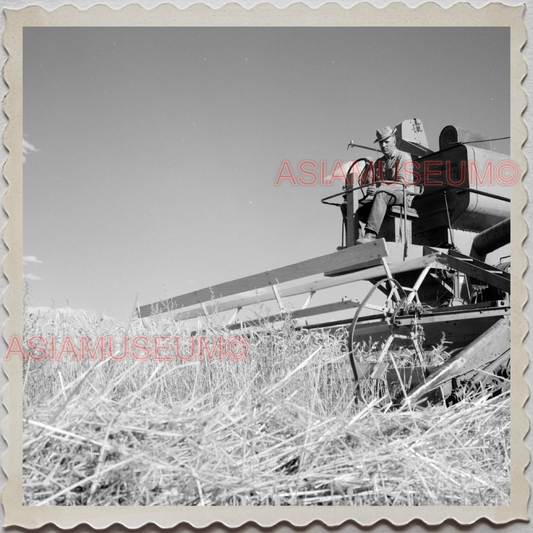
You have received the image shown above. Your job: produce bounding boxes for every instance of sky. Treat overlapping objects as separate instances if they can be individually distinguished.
[22,27,511,323]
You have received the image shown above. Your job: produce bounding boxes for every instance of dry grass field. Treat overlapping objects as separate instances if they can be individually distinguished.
[22,304,510,506]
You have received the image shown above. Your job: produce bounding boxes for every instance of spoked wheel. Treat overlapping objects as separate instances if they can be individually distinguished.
[348,277,426,404]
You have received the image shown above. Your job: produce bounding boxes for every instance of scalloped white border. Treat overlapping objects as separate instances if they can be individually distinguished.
[1,2,529,530]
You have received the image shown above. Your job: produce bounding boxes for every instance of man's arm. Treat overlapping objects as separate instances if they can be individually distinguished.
[395,151,414,187]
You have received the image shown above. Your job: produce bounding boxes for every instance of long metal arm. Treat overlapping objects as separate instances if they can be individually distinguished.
[347,140,381,152]
[453,136,510,145]
[321,184,372,206]
[421,184,510,203]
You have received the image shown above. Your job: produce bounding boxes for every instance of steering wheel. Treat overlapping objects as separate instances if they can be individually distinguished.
[347,157,374,200]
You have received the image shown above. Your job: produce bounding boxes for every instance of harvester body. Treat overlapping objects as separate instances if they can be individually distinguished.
[340,120,511,403]
[139,119,511,405]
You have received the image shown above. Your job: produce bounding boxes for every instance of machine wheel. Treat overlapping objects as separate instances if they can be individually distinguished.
[348,277,427,403]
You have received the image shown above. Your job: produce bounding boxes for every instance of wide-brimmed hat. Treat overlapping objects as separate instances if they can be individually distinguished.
[374,126,396,143]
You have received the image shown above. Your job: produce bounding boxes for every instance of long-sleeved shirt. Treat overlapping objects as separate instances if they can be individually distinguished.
[373,148,413,189]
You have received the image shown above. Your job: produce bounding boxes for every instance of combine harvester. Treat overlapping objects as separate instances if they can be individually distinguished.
[138,119,511,406]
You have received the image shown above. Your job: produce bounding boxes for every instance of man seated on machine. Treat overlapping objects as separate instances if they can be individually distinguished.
[356,126,413,244]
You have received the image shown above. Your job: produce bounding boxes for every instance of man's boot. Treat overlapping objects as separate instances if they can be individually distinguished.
[356,231,377,245]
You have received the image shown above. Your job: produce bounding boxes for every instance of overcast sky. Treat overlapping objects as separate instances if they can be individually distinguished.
[22,27,510,322]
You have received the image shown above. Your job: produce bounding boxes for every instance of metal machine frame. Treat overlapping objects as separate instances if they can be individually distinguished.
[139,121,512,406]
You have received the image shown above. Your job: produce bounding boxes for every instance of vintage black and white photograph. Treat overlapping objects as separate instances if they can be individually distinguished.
[3,2,528,527]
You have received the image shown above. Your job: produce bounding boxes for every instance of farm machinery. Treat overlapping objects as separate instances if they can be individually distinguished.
[138,119,511,406]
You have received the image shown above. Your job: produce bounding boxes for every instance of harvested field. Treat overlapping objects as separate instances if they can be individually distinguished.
[22,309,510,506]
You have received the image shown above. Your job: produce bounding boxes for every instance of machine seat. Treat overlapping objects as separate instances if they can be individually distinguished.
[380,185,424,246]
[389,205,419,219]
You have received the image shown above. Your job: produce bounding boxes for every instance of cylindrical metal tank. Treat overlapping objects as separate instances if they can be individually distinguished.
[411,139,511,245]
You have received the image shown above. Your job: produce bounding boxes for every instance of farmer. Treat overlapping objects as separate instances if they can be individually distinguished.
[356,126,413,244]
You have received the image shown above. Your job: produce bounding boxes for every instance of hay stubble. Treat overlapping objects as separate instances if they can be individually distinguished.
[22,310,510,506]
